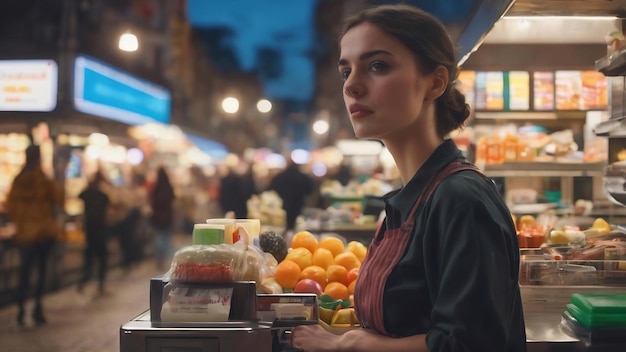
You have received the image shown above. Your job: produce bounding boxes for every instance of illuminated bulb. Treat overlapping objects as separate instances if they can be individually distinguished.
[119,32,138,52]
[257,99,272,113]
[88,133,109,147]
[313,120,329,135]
[127,148,144,165]
[222,97,240,114]
[291,149,311,165]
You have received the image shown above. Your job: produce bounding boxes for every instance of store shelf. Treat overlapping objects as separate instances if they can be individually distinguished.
[596,49,626,77]
[483,162,606,177]
[594,118,624,137]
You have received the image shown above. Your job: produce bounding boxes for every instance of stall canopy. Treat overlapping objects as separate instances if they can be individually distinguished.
[73,55,171,125]
[185,133,229,160]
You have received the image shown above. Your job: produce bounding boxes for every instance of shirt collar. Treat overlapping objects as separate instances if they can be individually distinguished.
[383,139,464,222]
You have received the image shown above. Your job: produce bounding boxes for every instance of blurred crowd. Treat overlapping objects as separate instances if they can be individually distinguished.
[2,143,338,327]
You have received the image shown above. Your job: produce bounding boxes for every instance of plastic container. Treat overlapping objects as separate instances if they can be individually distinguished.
[566,293,626,329]
[192,224,225,245]
[571,293,626,315]
[566,303,626,329]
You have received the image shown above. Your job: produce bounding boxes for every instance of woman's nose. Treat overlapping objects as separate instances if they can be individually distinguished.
[344,75,364,98]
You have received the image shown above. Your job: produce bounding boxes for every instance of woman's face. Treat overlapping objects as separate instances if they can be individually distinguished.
[339,22,433,140]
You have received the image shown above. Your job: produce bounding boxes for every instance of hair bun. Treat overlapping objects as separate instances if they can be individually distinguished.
[448,88,470,126]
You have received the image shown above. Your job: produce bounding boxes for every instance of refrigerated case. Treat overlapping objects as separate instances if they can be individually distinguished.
[519,248,626,351]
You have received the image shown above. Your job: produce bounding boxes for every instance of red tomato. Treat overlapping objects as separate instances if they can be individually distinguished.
[293,279,323,296]
[346,268,360,285]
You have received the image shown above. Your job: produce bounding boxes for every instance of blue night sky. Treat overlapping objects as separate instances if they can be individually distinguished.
[186,0,318,102]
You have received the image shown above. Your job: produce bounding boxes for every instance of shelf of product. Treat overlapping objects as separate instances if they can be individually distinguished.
[483,161,606,177]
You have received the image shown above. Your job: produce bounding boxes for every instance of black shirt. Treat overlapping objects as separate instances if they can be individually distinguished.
[79,186,110,231]
[380,139,526,351]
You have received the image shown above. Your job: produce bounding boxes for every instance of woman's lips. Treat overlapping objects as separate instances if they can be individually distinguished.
[349,104,373,119]
[350,110,373,119]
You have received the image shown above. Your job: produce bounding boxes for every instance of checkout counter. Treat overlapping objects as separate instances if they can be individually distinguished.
[120,279,318,352]
[120,278,626,352]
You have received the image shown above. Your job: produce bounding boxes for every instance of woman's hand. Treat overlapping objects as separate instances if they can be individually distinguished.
[291,324,343,352]
[291,325,428,352]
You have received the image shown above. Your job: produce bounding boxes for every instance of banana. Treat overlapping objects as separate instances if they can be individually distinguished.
[330,308,360,327]
[319,307,335,325]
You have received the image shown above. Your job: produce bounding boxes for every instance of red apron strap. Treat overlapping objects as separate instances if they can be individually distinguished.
[401,161,479,232]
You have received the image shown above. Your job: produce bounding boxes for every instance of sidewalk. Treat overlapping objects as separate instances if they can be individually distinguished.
[0,259,164,352]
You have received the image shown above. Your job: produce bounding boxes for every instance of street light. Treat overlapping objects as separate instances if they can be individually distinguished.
[256,99,272,113]
[119,32,138,52]
[222,97,240,114]
[312,120,329,135]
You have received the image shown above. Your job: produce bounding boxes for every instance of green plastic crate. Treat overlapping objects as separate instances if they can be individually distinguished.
[566,293,626,329]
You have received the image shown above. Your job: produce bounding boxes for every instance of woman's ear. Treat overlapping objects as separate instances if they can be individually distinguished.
[426,66,449,100]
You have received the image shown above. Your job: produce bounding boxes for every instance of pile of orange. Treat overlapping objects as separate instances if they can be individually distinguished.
[276,231,367,301]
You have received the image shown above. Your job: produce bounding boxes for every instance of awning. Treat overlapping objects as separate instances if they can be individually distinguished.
[185,133,229,160]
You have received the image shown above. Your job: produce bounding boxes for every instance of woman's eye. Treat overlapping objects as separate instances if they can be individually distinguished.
[370,61,389,72]
[340,69,350,80]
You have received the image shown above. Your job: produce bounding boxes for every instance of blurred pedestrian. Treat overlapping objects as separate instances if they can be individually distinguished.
[114,173,147,271]
[218,165,248,218]
[6,145,64,326]
[268,159,313,232]
[77,171,111,296]
[149,167,176,270]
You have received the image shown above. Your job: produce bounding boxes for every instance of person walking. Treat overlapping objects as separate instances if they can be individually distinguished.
[149,167,176,270]
[77,171,111,296]
[6,145,64,326]
[218,165,249,218]
[268,159,313,232]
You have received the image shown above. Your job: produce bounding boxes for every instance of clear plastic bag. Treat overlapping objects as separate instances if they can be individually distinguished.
[166,241,246,283]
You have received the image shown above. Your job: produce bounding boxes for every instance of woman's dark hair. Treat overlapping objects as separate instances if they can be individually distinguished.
[340,4,470,138]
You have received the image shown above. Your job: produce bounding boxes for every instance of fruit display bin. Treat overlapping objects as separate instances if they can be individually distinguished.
[520,250,626,287]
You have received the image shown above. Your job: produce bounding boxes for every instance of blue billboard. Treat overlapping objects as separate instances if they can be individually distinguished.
[73,55,171,125]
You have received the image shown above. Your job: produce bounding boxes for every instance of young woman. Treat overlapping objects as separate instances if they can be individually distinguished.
[291,5,526,352]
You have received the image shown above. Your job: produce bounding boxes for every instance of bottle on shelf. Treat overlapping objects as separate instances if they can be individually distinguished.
[486,134,504,164]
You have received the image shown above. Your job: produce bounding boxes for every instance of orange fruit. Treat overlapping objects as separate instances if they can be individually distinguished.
[285,247,313,271]
[346,268,359,285]
[326,264,348,285]
[348,280,356,295]
[318,237,345,258]
[300,265,327,289]
[334,252,361,272]
[275,259,301,289]
[324,282,349,300]
[291,231,318,254]
[312,248,334,270]
[347,241,367,262]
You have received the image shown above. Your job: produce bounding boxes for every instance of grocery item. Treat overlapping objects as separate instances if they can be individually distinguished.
[285,247,313,270]
[168,243,245,283]
[259,230,288,262]
[324,282,350,300]
[334,252,361,271]
[312,248,334,270]
[293,279,323,296]
[291,231,319,254]
[300,265,327,289]
[274,259,301,289]
[318,237,346,258]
